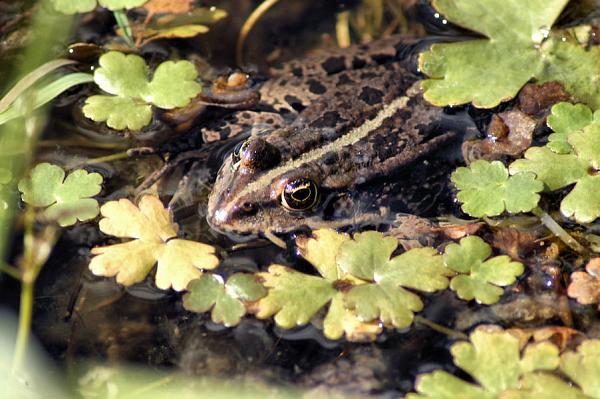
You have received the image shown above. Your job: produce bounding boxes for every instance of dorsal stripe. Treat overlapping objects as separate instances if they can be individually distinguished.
[233,95,410,202]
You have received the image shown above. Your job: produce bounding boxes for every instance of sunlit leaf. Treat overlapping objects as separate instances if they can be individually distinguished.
[254,265,337,328]
[338,231,452,328]
[183,273,266,327]
[419,0,569,108]
[443,236,524,304]
[546,102,594,154]
[452,160,543,218]
[82,51,201,130]
[406,328,560,398]
[18,163,103,226]
[419,1,600,109]
[89,195,219,291]
[560,339,600,397]
[510,116,600,223]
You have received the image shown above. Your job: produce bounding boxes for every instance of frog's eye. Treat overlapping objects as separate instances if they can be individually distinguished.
[281,179,319,211]
[231,140,249,169]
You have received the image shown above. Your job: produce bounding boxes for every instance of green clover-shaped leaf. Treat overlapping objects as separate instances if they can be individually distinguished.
[443,236,524,304]
[560,339,600,397]
[256,229,450,340]
[419,1,600,109]
[510,117,600,223]
[83,51,201,131]
[546,102,594,154]
[452,160,543,218]
[51,0,147,14]
[89,196,219,291]
[419,0,568,108]
[254,264,337,328]
[183,273,266,327]
[338,231,453,328]
[18,163,103,226]
[406,328,560,399]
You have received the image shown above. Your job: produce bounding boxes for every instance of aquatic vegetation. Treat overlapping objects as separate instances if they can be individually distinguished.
[451,160,543,218]
[406,328,567,399]
[419,0,600,108]
[511,122,600,223]
[131,6,227,47]
[183,273,266,327]
[89,195,219,291]
[50,0,147,14]
[568,258,600,311]
[253,230,521,340]
[546,102,600,154]
[82,51,201,130]
[443,236,524,305]
[0,168,11,212]
[18,163,103,227]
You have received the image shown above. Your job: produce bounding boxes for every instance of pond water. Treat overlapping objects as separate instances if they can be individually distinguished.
[1,0,600,397]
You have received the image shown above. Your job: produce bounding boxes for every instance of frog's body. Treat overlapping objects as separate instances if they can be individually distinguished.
[203,35,476,235]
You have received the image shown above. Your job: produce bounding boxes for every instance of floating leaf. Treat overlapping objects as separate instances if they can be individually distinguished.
[406,328,560,399]
[452,160,543,218]
[183,273,266,327]
[560,339,600,397]
[339,231,453,328]
[89,195,218,291]
[83,51,201,130]
[510,119,600,223]
[567,258,600,308]
[18,163,102,226]
[500,373,589,399]
[443,236,524,304]
[255,265,338,328]
[419,0,600,109]
[546,102,594,154]
[256,229,449,340]
[51,0,147,14]
[419,0,569,108]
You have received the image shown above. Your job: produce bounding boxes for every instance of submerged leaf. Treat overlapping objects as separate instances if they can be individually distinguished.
[51,0,146,14]
[452,160,543,218]
[18,163,102,226]
[183,273,266,327]
[83,51,200,130]
[443,236,524,304]
[89,196,218,290]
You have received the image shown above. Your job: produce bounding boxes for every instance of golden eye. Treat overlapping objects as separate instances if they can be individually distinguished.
[281,179,319,211]
[231,140,249,170]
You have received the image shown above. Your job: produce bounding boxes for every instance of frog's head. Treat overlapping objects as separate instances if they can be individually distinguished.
[207,135,343,236]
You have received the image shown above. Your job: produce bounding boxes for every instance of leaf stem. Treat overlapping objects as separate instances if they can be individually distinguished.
[81,151,132,166]
[414,316,468,340]
[113,10,135,48]
[532,207,585,253]
[236,0,280,66]
[12,279,33,373]
[0,261,21,280]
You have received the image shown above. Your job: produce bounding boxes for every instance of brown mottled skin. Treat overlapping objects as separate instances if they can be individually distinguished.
[204,35,475,235]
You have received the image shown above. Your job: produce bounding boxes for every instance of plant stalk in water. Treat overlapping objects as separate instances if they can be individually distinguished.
[532,206,585,253]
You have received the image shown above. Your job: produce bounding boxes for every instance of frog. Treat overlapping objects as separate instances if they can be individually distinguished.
[187,36,478,239]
